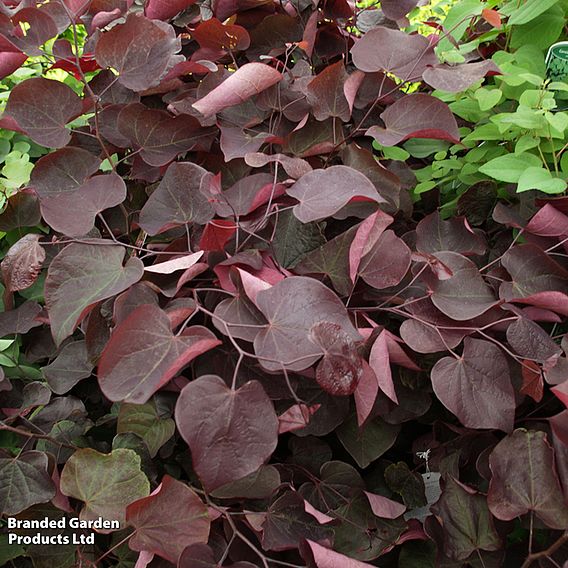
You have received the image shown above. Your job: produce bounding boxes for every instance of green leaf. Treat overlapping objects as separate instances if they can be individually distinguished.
[336,412,400,468]
[515,135,540,154]
[272,209,325,269]
[431,477,501,560]
[505,0,560,25]
[517,167,567,194]
[60,448,150,526]
[474,88,502,111]
[117,401,175,458]
[511,5,565,50]
[479,153,542,182]
[385,462,427,508]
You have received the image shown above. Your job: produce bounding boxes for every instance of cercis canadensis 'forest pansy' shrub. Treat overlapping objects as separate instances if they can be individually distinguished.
[0,0,567,566]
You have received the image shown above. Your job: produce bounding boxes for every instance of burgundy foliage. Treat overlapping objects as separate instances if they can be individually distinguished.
[0,1,567,567]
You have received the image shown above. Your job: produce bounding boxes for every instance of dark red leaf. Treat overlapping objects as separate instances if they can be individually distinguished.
[367,94,460,146]
[307,61,351,122]
[192,18,250,51]
[416,212,486,256]
[423,61,501,93]
[431,337,515,432]
[359,230,411,290]
[126,475,210,563]
[4,78,82,148]
[430,251,496,320]
[117,103,214,166]
[253,276,359,372]
[287,166,384,223]
[95,14,183,90]
[520,360,544,402]
[175,375,278,491]
[351,27,437,80]
[138,162,214,235]
[381,0,419,20]
[98,304,220,403]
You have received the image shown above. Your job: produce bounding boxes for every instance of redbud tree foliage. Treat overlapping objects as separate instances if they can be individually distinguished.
[0,0,567,566]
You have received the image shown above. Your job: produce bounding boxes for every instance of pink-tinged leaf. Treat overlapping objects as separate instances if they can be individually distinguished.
[509,291,568,317]
[384,332,421,371]
[126,475,210,563]
[552,380,568,409]
[381,0,419,20]
[343,70,365,114]
[369,331,397,403]
[423,61,501,93]
[307,60,351,122]
[1,234,45,292]
[138,162,214,235]
[145,251,204,274]
[245,152,312,179]
[45,244,144,346]
[278,403,321,434]
[526,204,568,237]
[520,360,544,403]
[303,499,335,525]
[98,304,220,403]
[237,268,272,307]
[287,166,382,223]
[431,337,515,432]
[349,210,394,283]
[145,0,196,20]
[95,14,183,90]
[300,539,375,567]
[40,173,127,237]
[488,429,568,529]
[354,361,379,426]
[134,551,154,568]
[416,212,486,256]
[350,27,437,80]
[254,277,359,372]
[431,251,496,320]
[193,63,283,117]
[364,492,406,519]
[367,94,459,147]
[118,104,214,166]
[175,375,279,491]
[30,147,101,198]
[4,77,82,148]
[359,230,411,290]
[192,17,250,51]
[310,322,364,396]
[0,51,26,80]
